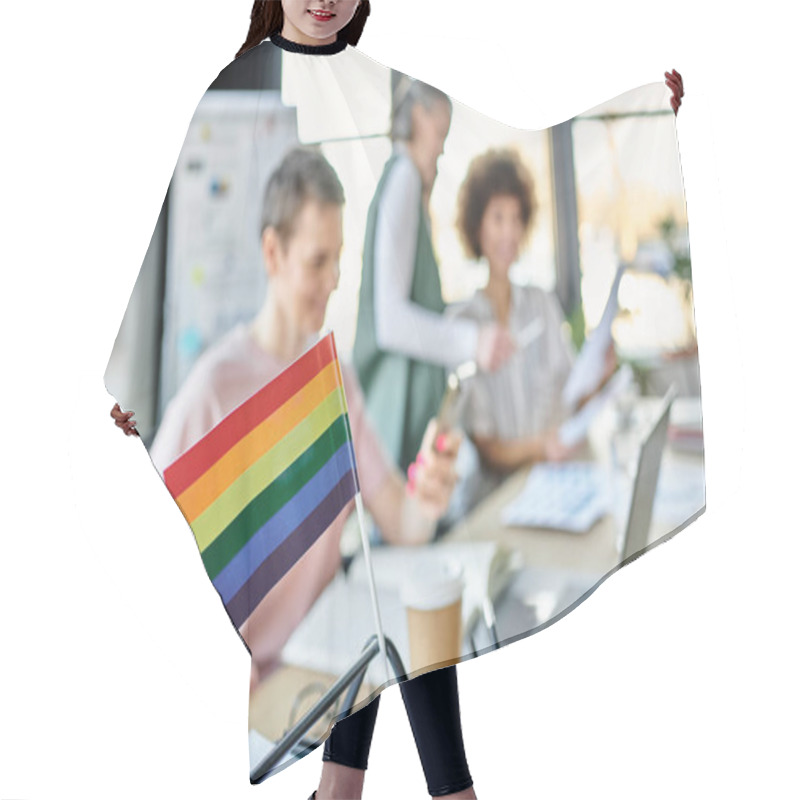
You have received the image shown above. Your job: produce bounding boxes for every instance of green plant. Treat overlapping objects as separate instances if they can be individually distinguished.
[658,213,692,282]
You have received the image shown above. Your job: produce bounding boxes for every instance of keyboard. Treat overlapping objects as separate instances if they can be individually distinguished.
[502,462,610,533]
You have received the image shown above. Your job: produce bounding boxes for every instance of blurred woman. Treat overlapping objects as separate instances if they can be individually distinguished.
[449,148,610,504]
[114,143,474,800]
[353,79,516,478]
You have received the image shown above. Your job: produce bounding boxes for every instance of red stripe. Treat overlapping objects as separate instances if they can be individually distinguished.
[164,333,336,497]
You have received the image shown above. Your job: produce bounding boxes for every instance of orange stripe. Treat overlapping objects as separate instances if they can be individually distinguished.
[164,334,335,497]
[176,361,341,522]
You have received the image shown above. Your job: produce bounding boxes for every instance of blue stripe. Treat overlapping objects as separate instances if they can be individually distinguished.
[212,441,356,603]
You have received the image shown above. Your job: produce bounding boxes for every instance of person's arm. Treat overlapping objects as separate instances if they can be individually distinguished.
[539,288,615,412]
[373,156,479,367]
[574,341,617,411]
[471,429,577,472]
[367,423,461,546]
[242,425,461,681]
[344,365,458,543]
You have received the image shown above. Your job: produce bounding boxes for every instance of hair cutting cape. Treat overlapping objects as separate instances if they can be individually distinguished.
[105,37,704,781]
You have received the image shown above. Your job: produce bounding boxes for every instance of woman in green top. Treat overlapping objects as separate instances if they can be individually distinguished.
[353,79,518,477]
[352,69,684,483]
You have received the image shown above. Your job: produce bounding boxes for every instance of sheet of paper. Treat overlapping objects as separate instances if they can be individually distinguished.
[561,264,626,410]
[280,572,389,681]
[249,729,277,771]
[558,363,633,448]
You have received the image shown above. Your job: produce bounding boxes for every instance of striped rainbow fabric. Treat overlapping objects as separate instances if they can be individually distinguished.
[163,332,361,628]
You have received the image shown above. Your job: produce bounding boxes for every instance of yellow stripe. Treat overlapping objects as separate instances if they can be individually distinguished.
[177,361,341,523]
[333,357,350,415]
[184,386,347,552]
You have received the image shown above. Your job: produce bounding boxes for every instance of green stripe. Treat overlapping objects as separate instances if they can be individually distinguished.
[201,414,350,580]
[190,386,347,549]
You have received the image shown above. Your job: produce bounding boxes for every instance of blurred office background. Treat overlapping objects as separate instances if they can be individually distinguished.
[105,49,698,445]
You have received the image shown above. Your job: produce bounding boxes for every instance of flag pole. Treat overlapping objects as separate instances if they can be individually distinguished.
[323,328,392,686]
[324,328,392,687]
[353,492,393,687]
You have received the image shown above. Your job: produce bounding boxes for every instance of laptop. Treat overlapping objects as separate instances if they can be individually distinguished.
[502,379,674,539]
[490,385,678,641]
[618,384,677,562]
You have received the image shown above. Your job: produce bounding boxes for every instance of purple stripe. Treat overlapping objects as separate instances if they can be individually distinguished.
[212,442,356,603]
[225,471,358,628]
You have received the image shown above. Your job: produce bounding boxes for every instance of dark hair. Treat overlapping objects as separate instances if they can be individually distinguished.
[237,1,371,59]
[456,149,537,260]
[261,147,345,245]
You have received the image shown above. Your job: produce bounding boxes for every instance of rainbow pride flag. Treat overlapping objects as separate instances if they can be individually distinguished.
[163,333,360,629]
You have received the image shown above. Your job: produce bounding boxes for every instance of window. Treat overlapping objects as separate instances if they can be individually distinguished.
[572,82,694,356]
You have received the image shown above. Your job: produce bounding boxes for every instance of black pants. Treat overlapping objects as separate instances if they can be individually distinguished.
[323,665,473,797]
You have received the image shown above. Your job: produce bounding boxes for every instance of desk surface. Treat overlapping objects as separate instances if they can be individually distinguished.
[250,399,705,747]
[249,662,376,745]
[443,399,704,649]
[445,400,704,577]
[446,465,620,574]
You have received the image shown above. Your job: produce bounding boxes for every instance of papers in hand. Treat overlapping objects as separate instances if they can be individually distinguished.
[561,265,625,411]
[558,363,633,448]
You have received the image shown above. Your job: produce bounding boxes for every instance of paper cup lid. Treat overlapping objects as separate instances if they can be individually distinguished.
[401,559,464,611]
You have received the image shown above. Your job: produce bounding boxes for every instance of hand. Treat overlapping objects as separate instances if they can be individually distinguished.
[111,402,139,437]
[600,342,618,386]
[406,420,462,519]
[476,323,516,372]
[541,429,581,462]
[575,343,617,410]
[665,68,684,115]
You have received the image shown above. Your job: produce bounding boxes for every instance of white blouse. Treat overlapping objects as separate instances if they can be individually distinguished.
[373,142,479,368]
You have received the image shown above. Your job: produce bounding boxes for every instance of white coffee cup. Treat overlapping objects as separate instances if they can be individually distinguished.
[401,559,464,673]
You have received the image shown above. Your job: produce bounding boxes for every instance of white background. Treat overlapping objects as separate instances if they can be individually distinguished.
[2,1,797,798]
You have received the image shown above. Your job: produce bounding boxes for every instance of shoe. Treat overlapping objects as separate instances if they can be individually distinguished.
[308,793,317,800]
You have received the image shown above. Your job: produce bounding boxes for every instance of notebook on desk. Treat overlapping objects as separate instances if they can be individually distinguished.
[502,461,611,533]
[502,386,676,549]
[618,385,676,562]
[498,388,677,631]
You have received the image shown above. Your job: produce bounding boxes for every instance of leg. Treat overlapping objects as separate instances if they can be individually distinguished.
[399,665,476,798]
[315,694,381,800]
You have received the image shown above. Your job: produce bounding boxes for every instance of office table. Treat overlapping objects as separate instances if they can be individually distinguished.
[443,398,705,648]
[249,398,705,758]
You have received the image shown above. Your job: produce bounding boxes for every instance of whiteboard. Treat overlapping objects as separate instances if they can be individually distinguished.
[159,91,299,417]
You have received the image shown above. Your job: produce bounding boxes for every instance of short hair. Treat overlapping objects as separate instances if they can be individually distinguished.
[456,148,537,260]
[390,78,452,142]
[260,147,345,244]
